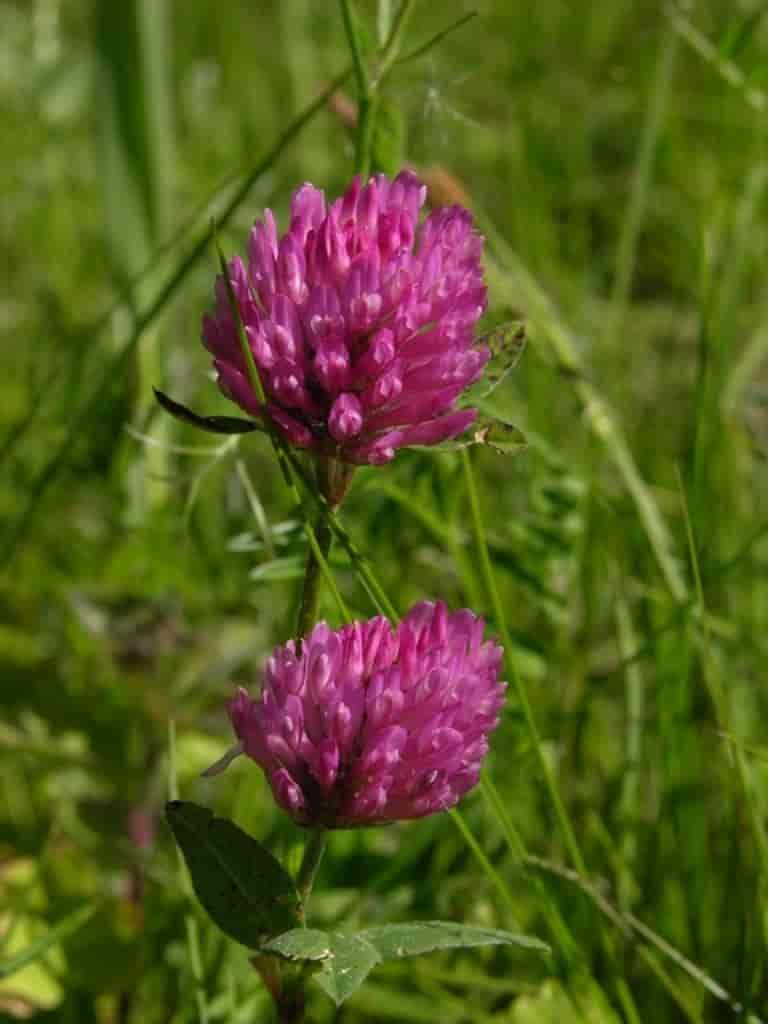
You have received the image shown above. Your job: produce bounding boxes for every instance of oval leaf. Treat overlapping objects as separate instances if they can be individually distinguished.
[166,801,299,946]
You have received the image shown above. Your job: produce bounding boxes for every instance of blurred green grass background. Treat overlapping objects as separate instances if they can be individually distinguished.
[2,0,768,1020]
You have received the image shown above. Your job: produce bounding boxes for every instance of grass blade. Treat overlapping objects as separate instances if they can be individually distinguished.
[0,904,97,980]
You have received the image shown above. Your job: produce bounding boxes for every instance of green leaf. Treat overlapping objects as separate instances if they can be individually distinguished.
[262,928,334,962]
[249,555,306,582]
[166,801,299,947]
[361,921,549,959]
[410,416,527,457]
[262,922,548,1007]
[477,321,527,399]
[262,929,380,1007]
[474,417,528,456]
[153,388,264,435]
[313,934,381,1005]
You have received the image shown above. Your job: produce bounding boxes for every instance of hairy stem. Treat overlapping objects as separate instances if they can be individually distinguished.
[295,513,334,640]
[296,828,328,924]
[294,457,352,639]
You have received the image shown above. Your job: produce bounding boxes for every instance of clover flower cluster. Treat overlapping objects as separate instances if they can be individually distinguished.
[202,171,488,464]
[228,602,505,828]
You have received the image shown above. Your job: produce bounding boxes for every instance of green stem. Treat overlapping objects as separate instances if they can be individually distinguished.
[374,0,417,85]
[280,446,398,621]
[295,513,333,640]
[339,0,374,177]
[395,10,477,68]
[216,251,351,630]
[460,449,587,877]
[295,456,353,638]
[296,828,327,924]
[356,95,377,179]
[339,0,369,99]
[339,0,417,177]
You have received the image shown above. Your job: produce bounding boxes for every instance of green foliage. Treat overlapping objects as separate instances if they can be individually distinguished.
[3,0,768,1021]
[166,802,300,945]
[0,904,97,981]
[264,922,547,1006]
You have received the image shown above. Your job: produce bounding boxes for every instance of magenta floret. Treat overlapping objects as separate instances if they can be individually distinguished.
[228,601,506,828]
[202,172,488,464]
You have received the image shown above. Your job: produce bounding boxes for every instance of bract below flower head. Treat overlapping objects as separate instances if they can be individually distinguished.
[227,601,506,828]
[202,171,488,464]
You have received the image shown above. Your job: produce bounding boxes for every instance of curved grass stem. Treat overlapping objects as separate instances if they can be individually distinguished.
[460,448,587,877]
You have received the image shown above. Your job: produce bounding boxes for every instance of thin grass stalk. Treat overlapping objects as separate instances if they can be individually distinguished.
[478,230,688,604]
[375,0,418,84]
[339,0,374,177]
[0,69,351,568]
[168,720,209,1024]
[377,0,393,44]
[523,854,710,1022]
[676,470,768,878]
[235,459,275,560]
[395,11,477,68]
[616,594,645,910]
[96,0,175,517]
[602,22,678,354]
[460,449,587,877]
[279,447,399,620]
[480,776,576,961]
[217,242,351,630]
[295,511,340,636]
[448,808,519,923]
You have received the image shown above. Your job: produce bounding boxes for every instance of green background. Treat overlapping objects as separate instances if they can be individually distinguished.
[2,1,768,1020]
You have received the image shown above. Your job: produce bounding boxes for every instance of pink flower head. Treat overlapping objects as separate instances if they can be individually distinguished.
[202,171,488,464]
[227,602,505,828]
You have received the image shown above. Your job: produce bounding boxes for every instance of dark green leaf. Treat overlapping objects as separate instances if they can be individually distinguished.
[360,921,549,959]
[166,801,299,946]
[153,388,264,435]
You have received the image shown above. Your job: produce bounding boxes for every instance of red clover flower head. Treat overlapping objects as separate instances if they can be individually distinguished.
[202,171,488,464]
[228,601,505,828]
